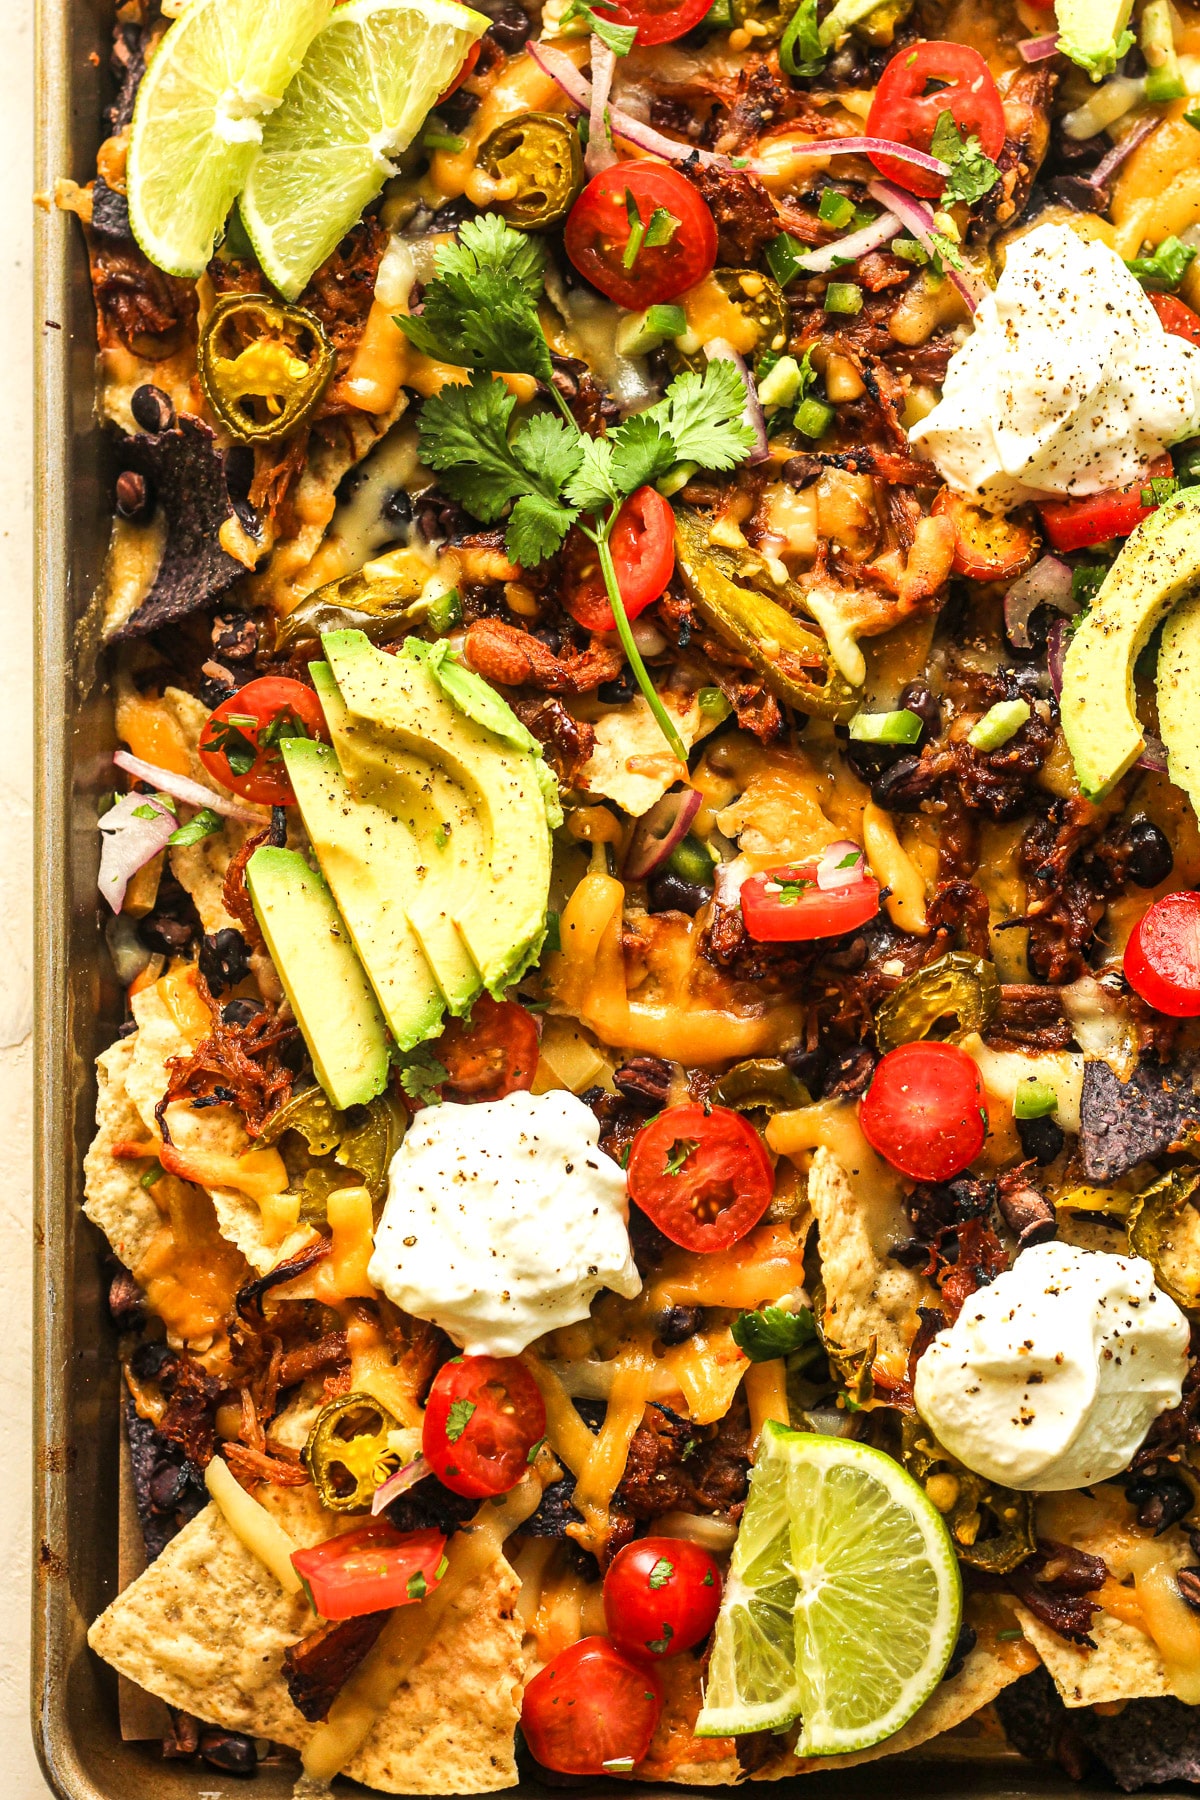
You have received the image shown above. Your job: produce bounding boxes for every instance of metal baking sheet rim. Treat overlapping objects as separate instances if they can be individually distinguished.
[25,0,1162,1793]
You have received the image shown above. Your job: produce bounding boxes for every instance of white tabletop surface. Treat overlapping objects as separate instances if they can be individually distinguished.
[10,0,54,1787]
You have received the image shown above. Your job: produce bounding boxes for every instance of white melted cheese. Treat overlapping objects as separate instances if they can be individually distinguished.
[910,223,1200,510]
[914,1242,1188,1492]
[368,1089,641,1355]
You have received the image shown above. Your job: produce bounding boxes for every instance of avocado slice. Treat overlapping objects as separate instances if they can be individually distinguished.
[1055,0,1134,78]
[1061,489,1200,801]
[309,662,482,1016]
[245,847,390,1110]
[1157,590,1200,816]
[322,631,555,993]
[281,737,444,1051]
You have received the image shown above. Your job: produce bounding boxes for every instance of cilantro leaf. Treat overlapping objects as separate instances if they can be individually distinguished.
[651,359,756,471]
[608,413,676,495]
[417,375,531,520]
[645,1623,674,1655]
[564,436,621,513]
[168,807,223,847]
[1127,235,1197,292]
[507,491,579,566]
[562,0,637,54]
[513,410,585,495]
[406,1569,429,1600]
[397,215,552,380]
[664,1136,699,1176]
[647,1558,674,1589]
[930,110,1000,207]
[394,1043,448,1103]
[445,1398,477,1443]
[435,213,546,302]
[730,1304,818,1362]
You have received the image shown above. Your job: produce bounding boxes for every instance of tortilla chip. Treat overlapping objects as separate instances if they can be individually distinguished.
[83,1035,163,1270]
[575,693,717,817]
[88,1485,524,1794]
[806,1146,935,1361]
[1079,1056,1200,1181]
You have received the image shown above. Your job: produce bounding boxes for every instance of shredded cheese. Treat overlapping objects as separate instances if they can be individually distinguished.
[743,1359,789,1448]
[572,1343,655,1546]
[204,1456,304,1596]
[522,1350,599,1476]
[313,1186,376,1302]
[662,1329,749,1426]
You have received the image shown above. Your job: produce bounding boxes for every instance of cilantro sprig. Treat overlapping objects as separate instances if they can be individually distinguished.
[398,215,755,758]
[929,111,1001,208]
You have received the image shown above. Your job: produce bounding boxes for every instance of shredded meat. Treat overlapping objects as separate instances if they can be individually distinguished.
[1007,1540,1108,1647]
[151,1355,223,1469]
[236,1238,331,1328]
[89,240,196,356]
[301,220,389,398]
[996,1163,1057,1249]
[699,901,817,989]
[463,619,625,693]
[282,1614,389,1722]
[938,1216,1009,1323]
[990,983,1074,1053]
[974,69,1055,236]
[156,969,297,1140]
[511,696,595,782]
[926,879,991,957]
[1018,798,1131,983]
[222,815,286,949]
[1133,1350,1200,1472]
[223,1442,311,1487]
[680,162,784,264]
[609,1398,751,1542]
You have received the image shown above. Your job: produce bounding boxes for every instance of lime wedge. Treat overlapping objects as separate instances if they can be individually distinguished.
[128,0,334,278]
[239,0,490,301]
[696,1424,961,1757]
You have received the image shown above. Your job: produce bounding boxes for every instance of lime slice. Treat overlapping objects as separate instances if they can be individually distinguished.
[696,1424,961,1757]
[239,0,490,301]
[127,0,334,278]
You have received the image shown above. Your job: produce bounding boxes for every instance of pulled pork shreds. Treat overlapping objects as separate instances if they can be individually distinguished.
[235,1236,332,1328]
[141,1351,223,1469]
[283,1614,389,1723]
[512,696,596,783]
[222,808,287,949]
[1131,1347,1200,1473]
[223,1441,311,1488]
[937,1216,1010,1324]
[155,968,297,1140]
[1006,1539,1108,1648]
[608,1397,751,1555]
[463,618,625,694]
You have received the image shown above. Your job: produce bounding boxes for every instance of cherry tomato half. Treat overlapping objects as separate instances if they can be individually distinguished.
[589,0,712,46]
[1124,891,1200,1017]
[627,1103,774,1253]
[859,1041,986,1182]
[198,675,327,806]
[604,1536,722,1660]
[1150,290,1200,347]
[564,487,676,633]
[290,1522,446,1620]
[436,38,480,105]
[740,862,881,942]
[866,41,1006,199]
[564,162,717,309]
[521,1637,663,1775]
[931,488,1040,583]
[436,994,539,1101]
[1039,453,1175,553]
[422,1354,546,1498]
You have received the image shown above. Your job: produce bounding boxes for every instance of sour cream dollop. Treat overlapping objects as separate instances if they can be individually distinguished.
[913,1242,1188,1491]
[368,1089,641,1357]
[909,223,1200,510]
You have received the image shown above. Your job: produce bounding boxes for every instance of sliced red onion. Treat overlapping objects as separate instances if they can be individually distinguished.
[1004,555,1075,649]
[703,338,769,465]
[98,790,177,914]
[624,785,702,880]
[1136,733,1168,773]
[1018,31,1060,60]
[1091,116,1159,190]
[713,860,747,907]
[371,1452,431,1516]
[793,209,903,275]
[1047,617,1069,700]
[866,179,983,314]
[815,840,867,890]
[113,750,262,822]
[750,136,948,181]
[586,35,618,177]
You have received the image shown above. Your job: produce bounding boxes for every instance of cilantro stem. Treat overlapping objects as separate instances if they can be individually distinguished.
[587,517,688,764]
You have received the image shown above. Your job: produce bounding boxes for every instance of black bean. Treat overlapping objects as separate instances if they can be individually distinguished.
[199,1729,258,1775]
[1126,818,1174,888]
[381,486,414,530]
[897,678,940,742]
[148,1461,191,1512]
[942,1621,977,1681]
[484,5,531,51]
[655,1304,704,1345]
[199,928,251,996]
[597,666,637,705]
[129,1340,177,1382]
[1177,1566,1200,1613]
[115,469,153,521]
[107,1269,146,1331]
[647,871,710,916]
[783,1045,824,1092]
[781,454,821,489]
[130,383,176,433]
[1125,1473,1193,1535]
[869,754,936,811]
[221,997,265,1027]
[1016,1113,1065,1166]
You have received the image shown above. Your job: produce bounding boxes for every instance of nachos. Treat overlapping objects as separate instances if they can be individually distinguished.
[64,0,1200,1786]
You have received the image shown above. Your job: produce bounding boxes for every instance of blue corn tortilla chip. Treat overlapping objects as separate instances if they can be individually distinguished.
[1079,1057,1200,1182]
[997,1664,1200,1791]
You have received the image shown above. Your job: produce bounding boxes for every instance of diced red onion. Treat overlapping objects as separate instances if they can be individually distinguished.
[1136,733,1168,773]
[866,178,983,314]
[1004,555,1075,649]
[113,750,263,822]
[98,790,177,914]
[794,209,904,275]
[815,840,867,890]
[586,35,619,177]
[624,785,702,880]
[1091,116,1159,189]
[1018,31,1060,60]
[1047,617,1069,700]
[703,338,769,465]
[371,1452,431,1516]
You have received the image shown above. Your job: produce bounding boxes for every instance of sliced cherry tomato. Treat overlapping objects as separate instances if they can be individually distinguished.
[866,41,1006,199]
[627,1103,774,1253]
[564,162,717,309]
[1150,290,1200,346]
[198,675,327,806]
[521,1637,663,1775]
[436,994,539,1101]
[436,39,480,105]
[587,0,712,45]
[422,1354,546,1498]
[931,488,1041,582]
[1039,453,1175,553]
[563,487,676,633]
[1124,891,1200,1017]
[603,1536,722,1659]
[740,861,881,942]
[291,1522,447,1620]
[859,1041,986,1182]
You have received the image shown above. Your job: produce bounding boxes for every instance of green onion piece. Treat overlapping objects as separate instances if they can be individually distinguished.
[426,587,463,634]
[1142,474,1180,507]
[794,397,834,440]
[766,232,809,289]
[1013,1077,1059,1121]
[967,699,1031,751]
[1141,0,1186,101]
[995,1628,1025,1643]
[698,685,731,718]
[757,355,803,410]
[818,189,856,229]
[140,1161,165,1189]
[699,0,733,25]
[422,129,467,152]
[824,283,863,316]
[1187,105,1200,130]
[646,302,686,338]
[848,708,923,746]
[167,807,223,847]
